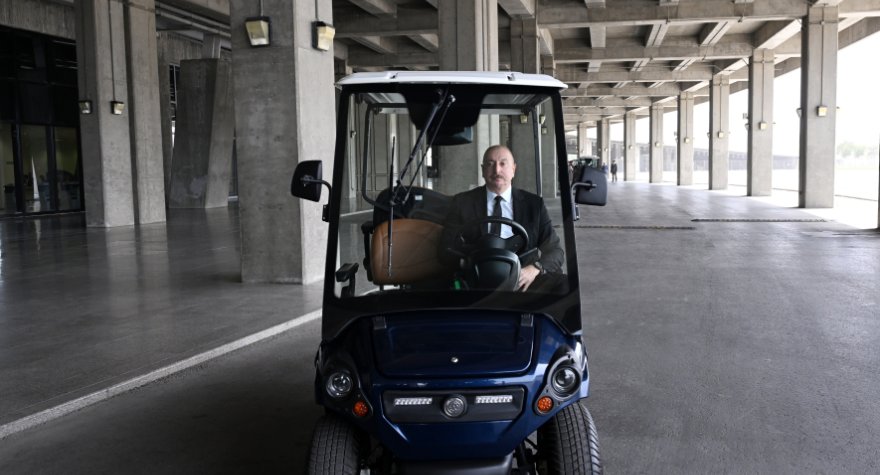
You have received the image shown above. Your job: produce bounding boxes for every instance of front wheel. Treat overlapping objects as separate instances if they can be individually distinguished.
[307,414,362,475]
[537,401,603,475]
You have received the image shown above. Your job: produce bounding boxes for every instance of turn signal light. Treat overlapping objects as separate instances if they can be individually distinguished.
[536,396,554,414]
[353,400,370,418]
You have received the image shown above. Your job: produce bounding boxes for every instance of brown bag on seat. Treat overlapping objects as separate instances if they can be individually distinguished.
[370,218,448,285]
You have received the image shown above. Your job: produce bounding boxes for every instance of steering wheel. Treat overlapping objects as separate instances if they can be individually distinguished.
[453,216,532,290]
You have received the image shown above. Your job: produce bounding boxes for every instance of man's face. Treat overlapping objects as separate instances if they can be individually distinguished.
[482,147,516,194]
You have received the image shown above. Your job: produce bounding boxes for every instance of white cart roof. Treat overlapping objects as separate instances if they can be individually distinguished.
[337,71,567,89]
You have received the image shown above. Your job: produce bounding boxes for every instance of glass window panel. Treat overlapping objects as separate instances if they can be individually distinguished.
[54,127,80,211]
[1,122,15,214]
[20,125,52,212]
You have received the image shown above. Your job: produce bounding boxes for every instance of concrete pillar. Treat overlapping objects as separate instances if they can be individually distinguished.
[540,104,557,196]
[677,92,694,186]
[439,0,498,71]
[541,55,556,77]
[709,74,730,190]
[799,6,838,208]
[509,16,539,193]
[168,59,233,209]
[124,0,166,224]
[230,0,336,283]
[510,17,539,74]
[649,104,663,183]
[747,49,775,197]
[623,111,636,181]
[597,119,610,168]
[75,0,135,227]
[577,122,588,157]
[436,0,499,195]
[202,34,223,59]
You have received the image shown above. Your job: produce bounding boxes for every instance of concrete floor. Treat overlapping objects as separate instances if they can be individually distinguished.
[1,183,878,473]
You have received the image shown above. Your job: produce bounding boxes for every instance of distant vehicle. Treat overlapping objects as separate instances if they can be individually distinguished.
[291,71,607,474]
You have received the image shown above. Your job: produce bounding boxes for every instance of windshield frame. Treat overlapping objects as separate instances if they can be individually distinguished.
[320,82,582,339]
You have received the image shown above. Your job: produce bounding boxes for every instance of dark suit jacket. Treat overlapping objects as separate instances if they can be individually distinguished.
[440,186,564,273]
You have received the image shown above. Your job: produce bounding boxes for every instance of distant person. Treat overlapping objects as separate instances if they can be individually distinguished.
[611,160,618,182]
[600,161,608,176]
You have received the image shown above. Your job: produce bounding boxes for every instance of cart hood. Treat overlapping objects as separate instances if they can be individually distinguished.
[372,310,535,378]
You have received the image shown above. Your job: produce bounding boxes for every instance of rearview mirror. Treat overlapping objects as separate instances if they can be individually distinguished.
[572,166,607,207]
[291,160,326,202]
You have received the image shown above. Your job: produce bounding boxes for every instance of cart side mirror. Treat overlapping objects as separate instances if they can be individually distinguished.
[572,166,607,207]
[291,160,329,202]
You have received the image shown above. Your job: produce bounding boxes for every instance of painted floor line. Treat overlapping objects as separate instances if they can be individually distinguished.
[0,309,322,440]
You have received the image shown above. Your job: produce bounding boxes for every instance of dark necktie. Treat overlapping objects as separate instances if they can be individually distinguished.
[490,195,503,235]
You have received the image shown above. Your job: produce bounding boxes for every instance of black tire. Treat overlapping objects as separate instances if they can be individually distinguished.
[537,401,603,475]
[307,414,362,475]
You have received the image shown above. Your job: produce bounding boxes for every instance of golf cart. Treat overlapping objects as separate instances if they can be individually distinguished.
[291,71,607,474]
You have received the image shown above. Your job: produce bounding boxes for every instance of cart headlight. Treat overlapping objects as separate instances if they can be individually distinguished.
[550,366,580,397]
[325,370,354,399]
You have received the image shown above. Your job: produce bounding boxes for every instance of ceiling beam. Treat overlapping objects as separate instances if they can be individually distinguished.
[553,35,757,63]
[498,0,535,16]
[563,83,682,97]
[699,21,733,45]
[408,33,438,52]
[348,0,396,16]
[645,23,669,46]
[752,20,801,49]
[335,6,436,38]
[538,0,809,29]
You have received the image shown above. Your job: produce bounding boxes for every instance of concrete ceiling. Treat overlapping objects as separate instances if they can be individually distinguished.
[154,0,880,129]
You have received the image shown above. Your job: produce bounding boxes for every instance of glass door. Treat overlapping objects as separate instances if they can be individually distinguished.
[53,126,81,211]
[1,122,16,215]
[19,124,53,213]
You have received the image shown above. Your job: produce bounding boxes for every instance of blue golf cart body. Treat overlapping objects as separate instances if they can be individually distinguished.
[291,71,607,474]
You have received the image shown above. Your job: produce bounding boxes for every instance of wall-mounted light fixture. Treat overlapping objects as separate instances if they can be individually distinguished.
[627,145,633,150]
[78,100,92,115]
[816,105,828,117]
[758,121,768,130]
[654,141,660,147]
[717,131,725,139]
[796,108,802,118]
[110,101,125,115]
[519,114,528,124]
[684,137,690,144]
[539,114,546,125]
[245,17,271,46]
[312,21,335,51]
[541,126,548,135]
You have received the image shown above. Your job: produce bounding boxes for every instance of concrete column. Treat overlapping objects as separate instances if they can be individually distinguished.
[75,0,135,227]
[677,92,695,186]
[649,104,663,183]
[541,55,556,77]
[168,60,234,209]
[436,0,499,194]
[799,6,838,208]
[202,34,222,59]
[747,49,775,197]
[509,16,539,193]
[540,104,557,196]
[577,122,588,157]
[597,119,610,168]
[439,0,498,71]
[623,111,636,181]
[709,74,730,190]
[124,0,166,224]
[230,0,336,283]
[510,17,539,74]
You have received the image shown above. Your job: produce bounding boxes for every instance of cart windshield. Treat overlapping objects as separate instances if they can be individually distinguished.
[329,82,580,318]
